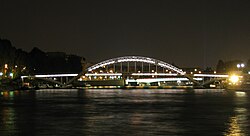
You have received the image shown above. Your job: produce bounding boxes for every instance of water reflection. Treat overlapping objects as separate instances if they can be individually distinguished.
[224,91,249,136]
[0,89,249,135]
[0,107,17,135]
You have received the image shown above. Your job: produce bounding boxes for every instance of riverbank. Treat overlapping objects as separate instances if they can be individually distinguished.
[0,79,21,91]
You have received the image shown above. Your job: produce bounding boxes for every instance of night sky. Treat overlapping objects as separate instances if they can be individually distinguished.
[1,0,250,68]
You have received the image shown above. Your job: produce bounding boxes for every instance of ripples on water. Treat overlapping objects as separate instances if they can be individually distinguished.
[0,89,250,136]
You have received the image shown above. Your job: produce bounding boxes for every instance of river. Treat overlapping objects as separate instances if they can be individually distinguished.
[0,89,250,136]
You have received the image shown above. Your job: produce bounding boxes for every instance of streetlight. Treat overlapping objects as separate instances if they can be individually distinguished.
[241,63,245,68]
[237,63,245,71]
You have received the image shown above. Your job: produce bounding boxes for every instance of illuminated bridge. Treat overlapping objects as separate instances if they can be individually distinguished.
[21,56,230,88]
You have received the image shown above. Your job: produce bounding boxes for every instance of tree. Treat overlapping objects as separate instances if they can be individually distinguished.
[216,60,225,73]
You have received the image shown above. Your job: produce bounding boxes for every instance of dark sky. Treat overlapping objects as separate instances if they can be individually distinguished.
[1,0,250,68]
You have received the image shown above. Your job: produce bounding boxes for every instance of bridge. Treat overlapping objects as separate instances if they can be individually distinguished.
[21,56,230,88]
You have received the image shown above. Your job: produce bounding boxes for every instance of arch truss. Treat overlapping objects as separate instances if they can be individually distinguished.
[87,56,185,75]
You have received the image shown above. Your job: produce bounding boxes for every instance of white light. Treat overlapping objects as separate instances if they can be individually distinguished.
[241,63,245,68]
[117,59,155,64]
[131,73,177,76]
[85,73,122,76]
[194,74,229,78]
[0,72,3,76]
[237,64,241,68]
[235,91,246,97]
[34,74,78,78]
[229,75,239,84]
[10,73,13,77]
[248,71,250,74]
[126,77,203,83]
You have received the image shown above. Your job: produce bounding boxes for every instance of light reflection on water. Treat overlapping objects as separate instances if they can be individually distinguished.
[0,89,250,135]
[224,91,249,136]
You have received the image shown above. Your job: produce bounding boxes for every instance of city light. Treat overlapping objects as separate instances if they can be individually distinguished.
[237,63,245,68]
[4,64,8,69]
[9,73,13,78]
[229,75,239,84]
[85,73,122,76]
[194,74,228,78]
[131,73,177,76]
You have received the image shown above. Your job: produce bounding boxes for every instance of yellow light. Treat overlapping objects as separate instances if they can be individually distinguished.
[229,75,239,84]
[4,64,8,69]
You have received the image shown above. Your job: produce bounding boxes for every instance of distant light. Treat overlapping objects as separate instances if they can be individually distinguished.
[198,71,201,74]
[194,74,228,78]
[10,73,13,77]
[131,73,177,76]
[248,71,250,74]
[194,69,197,72]
[235,91,246,97]
[0,72,3,76]
[85,73,122,76]
[177,80,181,84]
[229,75,239,84]
[214,71,217,74]
[237,64,241,68]
[4,64,8,69]
[241,63,245,68]
[9,91,14,97]
[35,74,78,78]
[237,63,245,68]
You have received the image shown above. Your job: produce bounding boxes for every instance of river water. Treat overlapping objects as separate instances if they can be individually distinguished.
[0,89,250,136]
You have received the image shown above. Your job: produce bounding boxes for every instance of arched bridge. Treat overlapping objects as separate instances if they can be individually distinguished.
[66,56,187,85]
[22,56,229,88]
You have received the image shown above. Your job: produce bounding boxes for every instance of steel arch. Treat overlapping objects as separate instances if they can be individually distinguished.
[87,56,185,75]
